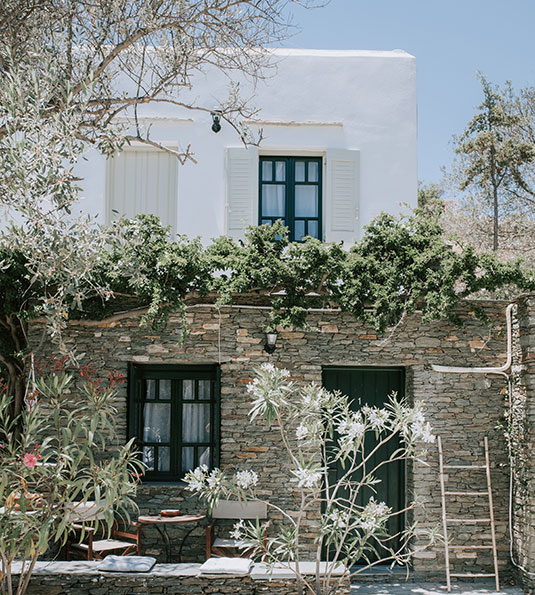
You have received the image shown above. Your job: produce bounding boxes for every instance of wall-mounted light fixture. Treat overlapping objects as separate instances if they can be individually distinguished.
[211,111,222,133]
[264,330,278,354]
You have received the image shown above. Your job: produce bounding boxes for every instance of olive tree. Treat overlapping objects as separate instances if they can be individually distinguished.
[0,0,323,418]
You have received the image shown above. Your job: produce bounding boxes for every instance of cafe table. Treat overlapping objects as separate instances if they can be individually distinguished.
[137,513,206,563]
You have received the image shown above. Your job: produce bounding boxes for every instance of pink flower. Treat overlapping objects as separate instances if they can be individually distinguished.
[23,453,38,468]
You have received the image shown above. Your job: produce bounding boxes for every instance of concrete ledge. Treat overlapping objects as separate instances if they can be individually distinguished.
[12,561,351,595]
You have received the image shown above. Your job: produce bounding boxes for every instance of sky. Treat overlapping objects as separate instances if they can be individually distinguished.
[281,0,535,187]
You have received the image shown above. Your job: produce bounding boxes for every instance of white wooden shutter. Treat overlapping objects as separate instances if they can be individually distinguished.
[225,147,258,241]
[106,147,178,235]
[325,149,360,244]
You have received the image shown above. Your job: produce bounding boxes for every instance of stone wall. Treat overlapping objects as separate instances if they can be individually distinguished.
[511,296,535,590]
[19,562,351,595]
[33,299,515,578]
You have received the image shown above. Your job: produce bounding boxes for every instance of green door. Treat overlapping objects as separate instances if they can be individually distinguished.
[322,366,406,564]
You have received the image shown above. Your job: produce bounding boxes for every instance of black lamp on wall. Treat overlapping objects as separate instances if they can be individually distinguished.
[264,330,278,354]
[211,111,222,133]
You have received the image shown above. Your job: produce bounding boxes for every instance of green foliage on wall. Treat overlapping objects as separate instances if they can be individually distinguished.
[77,210,535,333]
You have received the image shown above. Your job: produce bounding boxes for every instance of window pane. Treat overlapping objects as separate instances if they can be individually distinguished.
[158,447,170,472]
[143,446,154,471]
[199,446,210,468]
[294,220,305,242]
[182,403,210,442]
[183,379,194,400]
[295,161,305,182]
[159,379,172,400]
[295,186,318,217]
[145,379,156,400]
[308,220,319,239]
[143,403,171,443]
[262,161,272,181]
[182,447,194,473]
[198,380,211,400]
[262,185,285,217]
[275,161,286,181]
[308,161,319,182]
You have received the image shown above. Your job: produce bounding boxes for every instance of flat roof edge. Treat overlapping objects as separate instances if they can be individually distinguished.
[269,48,415,59]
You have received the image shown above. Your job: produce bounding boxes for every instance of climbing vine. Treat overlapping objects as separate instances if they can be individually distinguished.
[86,209,535,332]
[2,207,535,417]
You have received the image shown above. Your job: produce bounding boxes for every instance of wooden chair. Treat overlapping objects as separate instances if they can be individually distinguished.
[205,500,269,560]
[65,502,142,561]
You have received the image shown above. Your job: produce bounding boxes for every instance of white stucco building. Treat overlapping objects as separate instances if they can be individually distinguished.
[75,48,417,244]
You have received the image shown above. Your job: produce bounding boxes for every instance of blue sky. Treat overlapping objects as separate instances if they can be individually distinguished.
[282,0,535,186]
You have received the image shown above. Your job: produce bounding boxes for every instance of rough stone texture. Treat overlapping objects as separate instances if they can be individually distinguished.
[17,561,351,595]
[511,296,535,591]
[32,299,522,579]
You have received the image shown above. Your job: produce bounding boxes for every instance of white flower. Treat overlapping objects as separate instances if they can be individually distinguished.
[236,470,259,490]
[206,469,223,490]
[411,421,435,443]
[326,509,350,531]
[338,415,365,442]
[230,519,246,540]
[246,378,260,393]
[292,467,322,489]
[260,363,276,373]
[296,424,309,440]
[359,499,391,533]
[185,465,208,493]
[367,408,389,431]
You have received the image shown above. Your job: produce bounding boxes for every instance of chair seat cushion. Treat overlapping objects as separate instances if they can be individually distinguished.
[72,539,135,553]
[98,555,157,573]
[199,557,253,575]
[213,537,253,549]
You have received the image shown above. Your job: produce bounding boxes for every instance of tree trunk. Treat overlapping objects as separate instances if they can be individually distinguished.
[490,143,499,252]
[493,183,499,252]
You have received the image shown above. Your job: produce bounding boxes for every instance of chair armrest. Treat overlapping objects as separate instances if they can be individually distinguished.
[71,524,96,533]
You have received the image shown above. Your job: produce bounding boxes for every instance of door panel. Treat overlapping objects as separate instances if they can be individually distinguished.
[322,366,406,563]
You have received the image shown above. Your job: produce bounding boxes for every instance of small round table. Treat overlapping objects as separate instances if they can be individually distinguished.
[137,514,205,563]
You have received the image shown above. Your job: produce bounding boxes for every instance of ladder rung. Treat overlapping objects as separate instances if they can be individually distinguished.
[450,573,496,578]
[444,491,488,496]
[443,465,486,469]
[446,518,491,523]
[448,545,494,550]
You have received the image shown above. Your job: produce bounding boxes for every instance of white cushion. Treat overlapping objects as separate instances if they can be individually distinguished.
[98,555,156,573]
[199,557,253,575]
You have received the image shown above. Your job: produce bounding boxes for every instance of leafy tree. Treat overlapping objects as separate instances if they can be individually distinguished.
[449,74,535,251]
[0,360,142,595]
[417,182,445,218]
[186,364,437,595]
[0,0,321,160]
[0,0,323,418]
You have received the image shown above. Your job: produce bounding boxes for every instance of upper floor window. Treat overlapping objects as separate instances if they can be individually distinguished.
[128,364,219,482]
[259,157,323,241]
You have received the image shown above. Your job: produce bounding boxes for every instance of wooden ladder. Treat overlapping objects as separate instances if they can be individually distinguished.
[438,436,500,592]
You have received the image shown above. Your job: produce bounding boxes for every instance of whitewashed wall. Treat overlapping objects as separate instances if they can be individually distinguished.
[74,49,417,244]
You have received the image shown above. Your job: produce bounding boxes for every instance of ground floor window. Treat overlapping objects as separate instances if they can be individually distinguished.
[128,364,219,482]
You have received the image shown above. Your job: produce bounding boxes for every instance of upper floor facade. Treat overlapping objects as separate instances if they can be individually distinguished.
[75,49,418,244]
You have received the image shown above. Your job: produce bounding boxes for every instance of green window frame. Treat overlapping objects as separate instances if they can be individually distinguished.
[259,156,323,241]
[128,364,220,482]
